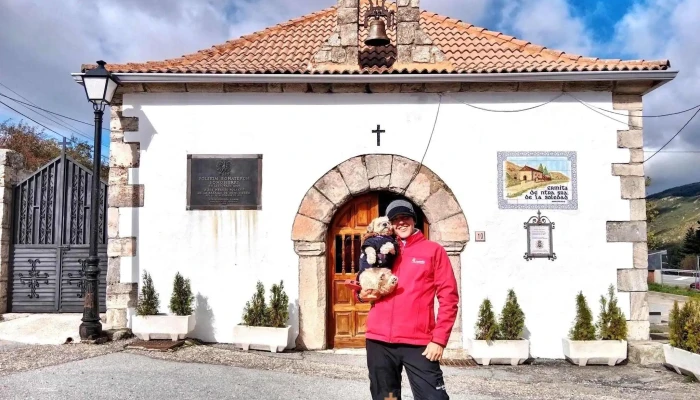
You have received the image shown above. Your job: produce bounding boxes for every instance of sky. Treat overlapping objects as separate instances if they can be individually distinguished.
[0,0,698,195]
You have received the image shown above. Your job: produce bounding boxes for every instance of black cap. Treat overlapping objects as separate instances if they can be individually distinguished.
[386,199,416,220]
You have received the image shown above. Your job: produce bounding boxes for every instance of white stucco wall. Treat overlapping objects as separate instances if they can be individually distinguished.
[118,89,633,358]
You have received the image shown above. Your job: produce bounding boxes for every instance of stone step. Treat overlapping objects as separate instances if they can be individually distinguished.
[628,341,665,365]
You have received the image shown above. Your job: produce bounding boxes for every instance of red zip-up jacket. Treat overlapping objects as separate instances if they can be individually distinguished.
[362,230,459,347]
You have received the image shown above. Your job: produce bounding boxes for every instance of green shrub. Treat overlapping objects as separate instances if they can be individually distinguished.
[686,299,700,354]
[474,298,499,340]
[136,270,160,316]
[242,281,271,326]
[670,298,700,354]
[241,280,291,327]
[596,284,628,340]
[669,301,687,349]
[268,280,290,328]
[569,291,596,341]
[169,272,194,316]
[499,289,525,340]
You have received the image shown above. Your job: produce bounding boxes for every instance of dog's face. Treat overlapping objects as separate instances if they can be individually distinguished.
[368,216,393,235]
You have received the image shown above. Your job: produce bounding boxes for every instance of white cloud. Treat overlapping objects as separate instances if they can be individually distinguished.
[0,0,238,143]
[610,0,700,194]
[496,0,595,55]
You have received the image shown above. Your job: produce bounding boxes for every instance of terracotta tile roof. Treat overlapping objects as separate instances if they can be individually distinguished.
[84,1,669,75]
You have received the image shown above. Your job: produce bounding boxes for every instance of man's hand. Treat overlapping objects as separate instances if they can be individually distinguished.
[422,342,444,362]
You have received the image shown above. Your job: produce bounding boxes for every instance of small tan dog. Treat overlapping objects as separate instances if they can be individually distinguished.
[358,216,399,299]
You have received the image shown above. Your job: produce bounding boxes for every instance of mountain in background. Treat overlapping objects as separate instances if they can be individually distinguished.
[647,181,700,255]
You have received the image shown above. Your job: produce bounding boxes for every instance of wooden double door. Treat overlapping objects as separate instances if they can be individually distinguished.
[326,192,428,348]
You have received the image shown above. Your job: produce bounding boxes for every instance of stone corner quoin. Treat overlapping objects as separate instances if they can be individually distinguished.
[105,94,144,329]
[607,92,650,341]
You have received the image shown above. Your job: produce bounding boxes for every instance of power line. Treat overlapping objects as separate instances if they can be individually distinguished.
[0,91,97,142]
[0,82,90,136]
[402,93,443,195]
[564,93,642,130]
[0,90,111,150]
[0,91,110,132]
[571,94,700,118]
[0,91,110,152]
[443,92,565,112]
[0,99,109,162]
[644,106,700,163]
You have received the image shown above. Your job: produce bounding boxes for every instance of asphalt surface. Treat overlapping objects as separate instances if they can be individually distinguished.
[0,344,696,400]
[0,352,449,400]
[658,274,700,288]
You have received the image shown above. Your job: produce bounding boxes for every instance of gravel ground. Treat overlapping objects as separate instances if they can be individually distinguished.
[0,338,131,377]
[0,339,697,399]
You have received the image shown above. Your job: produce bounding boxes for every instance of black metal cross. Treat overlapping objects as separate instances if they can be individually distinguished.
[19,258,48,299]
[372,124,385,146]
[68,259,88,298]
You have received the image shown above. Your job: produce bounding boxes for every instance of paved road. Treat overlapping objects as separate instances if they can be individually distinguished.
[0,346,695,400]
[0,352,376,400]
[648,291,692,323]
[658,273,700,288]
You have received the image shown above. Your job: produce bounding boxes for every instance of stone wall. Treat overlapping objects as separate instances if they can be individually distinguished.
[313,0,360,66]
[105,87,143,329]
[0,150,25,313]
[607,92,650,341]
[396,0,446,65]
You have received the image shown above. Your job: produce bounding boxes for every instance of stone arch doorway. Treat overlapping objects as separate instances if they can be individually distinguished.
[325,191,429,348]
[291,154,469,350]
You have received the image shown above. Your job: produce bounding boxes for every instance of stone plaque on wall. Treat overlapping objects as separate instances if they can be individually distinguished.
[186,154,262,210]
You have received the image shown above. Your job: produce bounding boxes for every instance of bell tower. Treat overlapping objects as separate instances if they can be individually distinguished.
[394,0,445,65]
[312,0,446,71]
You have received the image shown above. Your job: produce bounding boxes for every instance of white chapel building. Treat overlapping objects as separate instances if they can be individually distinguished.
[74,0,675,358]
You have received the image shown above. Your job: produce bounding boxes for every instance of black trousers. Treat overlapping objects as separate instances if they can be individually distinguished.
[366,338,449,400]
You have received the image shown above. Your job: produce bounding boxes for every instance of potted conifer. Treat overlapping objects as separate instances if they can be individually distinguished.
[663,298,700,380]
[132,271,196,341]
[233,280,292,353]
[468,289,530,366]
[562,285,628,366]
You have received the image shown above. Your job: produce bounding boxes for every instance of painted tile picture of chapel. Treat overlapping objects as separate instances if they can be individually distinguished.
[498,152,577,210]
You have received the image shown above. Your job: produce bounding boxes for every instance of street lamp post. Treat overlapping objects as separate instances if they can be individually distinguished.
[79,60,120,340]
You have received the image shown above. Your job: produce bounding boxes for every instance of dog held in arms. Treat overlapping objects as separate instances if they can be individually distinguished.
[356,216,399,299]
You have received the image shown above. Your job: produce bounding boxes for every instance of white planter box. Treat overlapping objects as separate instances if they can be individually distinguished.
[233,325,291,353]
[562,338,627,366]
[467,339,530,366]
[132,314,196,341]
[663,344,700,380]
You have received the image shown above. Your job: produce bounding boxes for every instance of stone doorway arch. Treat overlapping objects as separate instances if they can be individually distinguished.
[291,154,469,350]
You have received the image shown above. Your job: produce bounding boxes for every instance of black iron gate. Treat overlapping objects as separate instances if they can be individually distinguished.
[9,151,107,313]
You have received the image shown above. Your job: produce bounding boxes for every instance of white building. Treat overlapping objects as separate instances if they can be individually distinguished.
[73,0,675,359]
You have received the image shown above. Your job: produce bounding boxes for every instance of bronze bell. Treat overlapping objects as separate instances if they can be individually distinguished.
[365,19,390,47]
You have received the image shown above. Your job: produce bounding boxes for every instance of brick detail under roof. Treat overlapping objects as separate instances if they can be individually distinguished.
[81,0,669,75]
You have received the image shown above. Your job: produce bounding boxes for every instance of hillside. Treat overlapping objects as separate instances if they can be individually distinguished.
[550,172,568,181]
[647,181,700,248]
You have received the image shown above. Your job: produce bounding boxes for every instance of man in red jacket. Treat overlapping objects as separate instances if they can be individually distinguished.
[357,199,459,400]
